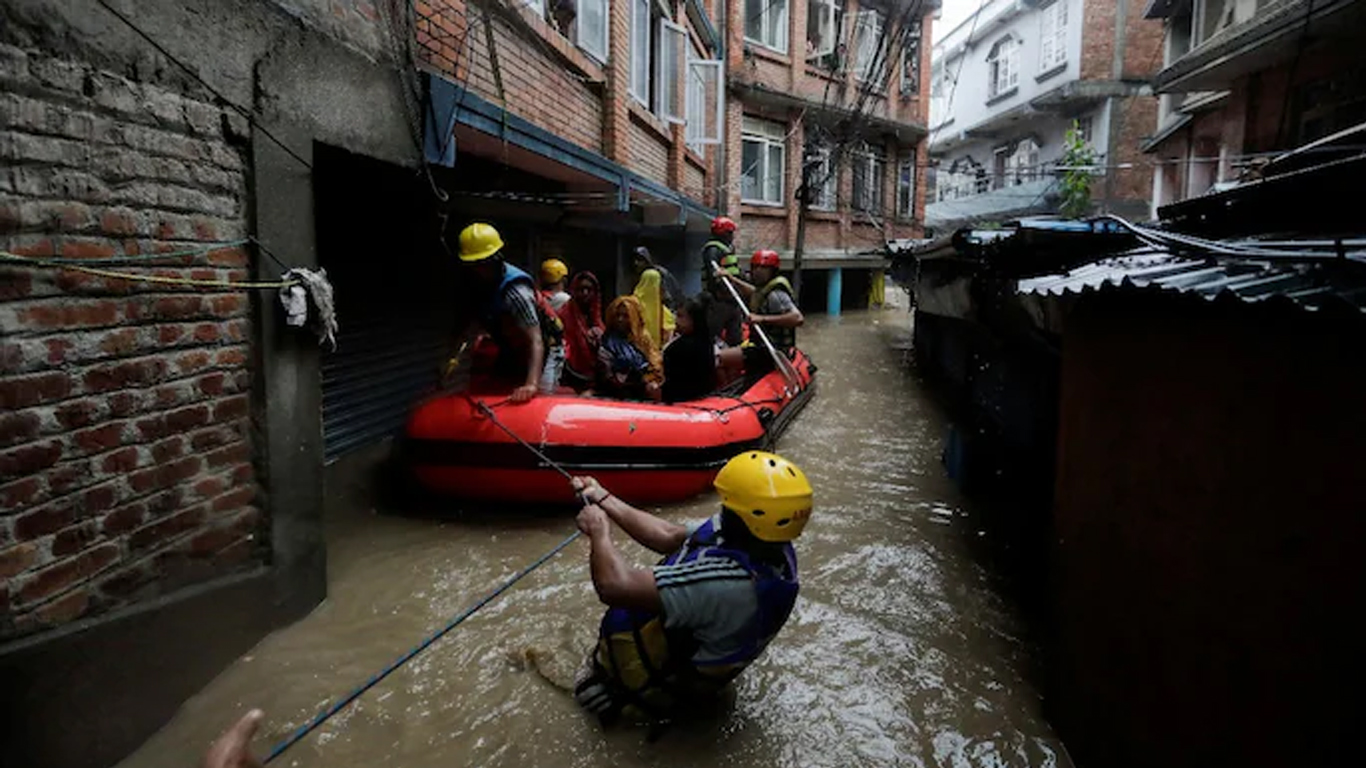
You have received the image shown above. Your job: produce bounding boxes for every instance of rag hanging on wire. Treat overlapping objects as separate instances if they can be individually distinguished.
[264,398,607,763]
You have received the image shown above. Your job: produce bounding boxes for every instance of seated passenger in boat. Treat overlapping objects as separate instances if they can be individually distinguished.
[632,267,676,349]
[557,271,604,393]
[595,296,663,401]
[663,296,718,403]
[715,249,803,382]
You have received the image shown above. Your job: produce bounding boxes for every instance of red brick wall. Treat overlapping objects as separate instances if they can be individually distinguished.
[726,1,933,245]
[0,45,261,640]
[1109,93,1160,206]
[629,111,671,185]
[417,0,605,155]
[1083,0,1166,81]
[683,156,707,203]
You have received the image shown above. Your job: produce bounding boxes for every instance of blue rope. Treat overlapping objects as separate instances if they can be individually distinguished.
[263,529,583,764]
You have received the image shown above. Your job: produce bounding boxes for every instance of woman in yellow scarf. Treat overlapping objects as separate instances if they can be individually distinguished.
[596,295,664,401]
[632,269,676,349]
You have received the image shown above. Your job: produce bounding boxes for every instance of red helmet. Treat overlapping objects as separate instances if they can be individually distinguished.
[751,249,781,268]
[711,216,737,236]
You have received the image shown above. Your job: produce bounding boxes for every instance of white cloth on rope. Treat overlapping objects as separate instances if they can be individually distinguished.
[278,267,338,350]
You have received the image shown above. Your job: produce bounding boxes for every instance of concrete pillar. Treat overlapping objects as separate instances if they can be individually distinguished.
[827,266,843,316]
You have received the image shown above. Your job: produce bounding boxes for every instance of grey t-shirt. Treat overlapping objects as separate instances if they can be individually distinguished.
[652,516,762,664]
[759,284,796,316]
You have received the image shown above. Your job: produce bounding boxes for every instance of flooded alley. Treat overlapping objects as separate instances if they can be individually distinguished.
[121,310,1067,768]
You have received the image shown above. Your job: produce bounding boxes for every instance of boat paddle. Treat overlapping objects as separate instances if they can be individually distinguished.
[709,260,803,394]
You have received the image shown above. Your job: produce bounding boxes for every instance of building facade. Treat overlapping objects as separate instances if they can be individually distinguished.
[1143,0,1366,215]
[926,0,1162,230]
[722,0,936,309]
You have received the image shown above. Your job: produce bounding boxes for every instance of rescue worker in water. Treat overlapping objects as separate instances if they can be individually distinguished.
[571,450,812,722]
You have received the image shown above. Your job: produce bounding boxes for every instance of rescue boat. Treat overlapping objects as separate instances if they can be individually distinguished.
[402,349,817,504]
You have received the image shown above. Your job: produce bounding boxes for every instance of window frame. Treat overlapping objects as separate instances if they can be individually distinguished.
[741,116,788,206]
[1038,0,1068,73]
[656,19,687,124]
[745,0,790,54]
[896,152,916,219]
[853,8,885,83]
[805,143,837,210]
[851,146,887,214]
[629,0,652,107]
[899,20,922,95]
[987,36,1019,100]
[685,52,724,147]
[576,0,610,63]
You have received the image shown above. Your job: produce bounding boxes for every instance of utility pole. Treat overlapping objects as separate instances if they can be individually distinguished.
[792,157,816,300]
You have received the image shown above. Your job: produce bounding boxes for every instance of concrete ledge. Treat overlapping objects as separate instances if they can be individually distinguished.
[0,568,309,768]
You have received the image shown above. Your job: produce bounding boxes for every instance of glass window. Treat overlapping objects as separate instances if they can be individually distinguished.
[745,0,789,53]
[1039,0,1068,72]
[741,116,787,205]
[987,37,1018,99]
[629,0,651,106]
[897,153,916,218]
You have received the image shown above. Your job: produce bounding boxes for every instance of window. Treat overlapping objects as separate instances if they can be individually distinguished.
[851,146,886,213]
[987,37,1018,99]
[1005,138,1041,185]
[804,141,837,210]
[577,0,609,63]
[938,157,985,201]
[853,9,885,83]
[629,0,651,106]
[685,44,724,152]
[656,19,686,122]
[896,152,916,218]
[807,0,845,70]
[742,117,787,205]
[1076,115,1093,147]
[1039,0,1067,72]
[746,0,789,53]
[900,20,921,95]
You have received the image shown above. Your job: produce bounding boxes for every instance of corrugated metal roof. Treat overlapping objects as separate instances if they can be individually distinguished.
[1016,251,1366,312]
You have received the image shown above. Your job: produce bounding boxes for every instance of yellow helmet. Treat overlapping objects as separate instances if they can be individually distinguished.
[541,258,569,284]
[713,451,813,542]
[458,222,504,262]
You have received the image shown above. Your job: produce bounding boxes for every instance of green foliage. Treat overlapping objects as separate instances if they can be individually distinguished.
[1058,120,1097,219]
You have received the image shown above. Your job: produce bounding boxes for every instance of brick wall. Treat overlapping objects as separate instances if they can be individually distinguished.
[683,156,706,202]
[1082,0,1165,81]
[418,0,605,155]
[0,44,261,640]
[1109,93,1159,205]
[628,113,671,185]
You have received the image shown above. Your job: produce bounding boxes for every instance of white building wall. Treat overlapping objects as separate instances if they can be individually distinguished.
[929,0,1085,138]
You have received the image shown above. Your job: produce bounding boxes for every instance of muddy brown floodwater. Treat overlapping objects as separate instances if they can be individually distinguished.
[121,308,1069,768]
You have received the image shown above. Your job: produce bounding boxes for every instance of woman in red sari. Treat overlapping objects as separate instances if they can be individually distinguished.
[557,271,605,392]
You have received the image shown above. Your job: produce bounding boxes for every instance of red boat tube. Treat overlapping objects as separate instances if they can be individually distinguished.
[403,349,817,504]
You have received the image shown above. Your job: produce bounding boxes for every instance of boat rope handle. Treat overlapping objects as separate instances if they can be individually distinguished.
[709,261,803,396]
[264,397,609,763]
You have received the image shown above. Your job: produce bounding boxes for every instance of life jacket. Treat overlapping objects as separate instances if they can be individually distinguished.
[593,517,799,717]
[703,240,739,275]
[483,263,564,350]
[749,275,796,351]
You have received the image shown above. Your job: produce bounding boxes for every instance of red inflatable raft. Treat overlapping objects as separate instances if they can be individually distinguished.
[403,349,817,504]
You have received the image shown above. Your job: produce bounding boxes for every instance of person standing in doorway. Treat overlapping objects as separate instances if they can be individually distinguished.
[540,258,572,312]
[458,223,565,403]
